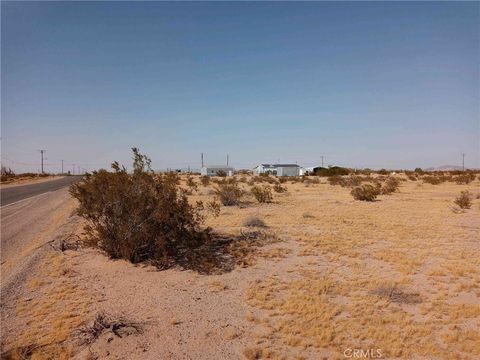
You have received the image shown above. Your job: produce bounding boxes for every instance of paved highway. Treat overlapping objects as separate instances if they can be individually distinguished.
[0,176,83,206]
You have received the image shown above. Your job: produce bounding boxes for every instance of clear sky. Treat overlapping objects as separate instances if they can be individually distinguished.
[2,1,479,173]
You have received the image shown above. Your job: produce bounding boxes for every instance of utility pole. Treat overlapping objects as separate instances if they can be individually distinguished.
[78,165,80,175]
[201,153,204,168]
[61,160,64,174]
[38,150,46,174]
[227,154,229,166]
[72,164,75,175]
[321,156,324,168]
[462,153,465,172]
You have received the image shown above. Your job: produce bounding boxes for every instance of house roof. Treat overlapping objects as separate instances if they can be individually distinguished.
[202,165,234,169]
[257,163,300,168]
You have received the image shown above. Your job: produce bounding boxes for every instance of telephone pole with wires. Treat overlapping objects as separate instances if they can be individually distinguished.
[38,150,46,174]
[462,153,465,172]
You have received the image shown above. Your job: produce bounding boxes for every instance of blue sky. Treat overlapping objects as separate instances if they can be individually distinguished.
[2,2,479,172]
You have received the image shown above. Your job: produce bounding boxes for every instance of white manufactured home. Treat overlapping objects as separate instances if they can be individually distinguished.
[201,165,234,177]
[254,164,300,177]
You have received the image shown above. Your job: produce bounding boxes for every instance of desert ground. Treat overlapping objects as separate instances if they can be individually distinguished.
[1,174,479,359]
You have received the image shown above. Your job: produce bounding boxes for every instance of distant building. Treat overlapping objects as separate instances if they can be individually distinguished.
[201,165,234,177]
[305,166,324,174]
[254,164,300,177]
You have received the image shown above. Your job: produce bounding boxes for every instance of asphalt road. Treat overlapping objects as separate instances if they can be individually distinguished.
[0,176,83,206]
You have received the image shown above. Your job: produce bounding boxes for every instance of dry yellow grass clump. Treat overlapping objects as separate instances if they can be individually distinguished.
[11,251,94,359]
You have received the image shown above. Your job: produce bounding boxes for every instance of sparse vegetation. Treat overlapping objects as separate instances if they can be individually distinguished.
[422,175,444,185]
[75,312,143,345]
[273,183,287,193]
[454,173,475,185]
[243,215,267,228]
[454,190,472,209]
[371,283,422,304]
[251,185,273,203]
[381,176,400,194]
[213,179,244,206]
[350,184,378,201]
[185,175,198,192]
[200,175,210,186]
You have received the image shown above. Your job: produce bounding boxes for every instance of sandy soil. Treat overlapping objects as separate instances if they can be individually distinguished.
[1,176,64,188]
[1,175,479,359]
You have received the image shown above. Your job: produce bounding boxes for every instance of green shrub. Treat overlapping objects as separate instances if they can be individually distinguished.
[69,148,209,266]
[216,170,227,177]
[454,191,472,209]
[351,184,379,201]
[251,185,273,203]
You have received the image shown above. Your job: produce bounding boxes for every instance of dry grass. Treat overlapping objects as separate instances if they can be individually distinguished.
[74,312,143,345]
[9,252,94,359]
[200,174,479,359]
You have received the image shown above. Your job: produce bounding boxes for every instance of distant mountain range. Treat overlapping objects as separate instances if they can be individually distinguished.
[425,165,466,172]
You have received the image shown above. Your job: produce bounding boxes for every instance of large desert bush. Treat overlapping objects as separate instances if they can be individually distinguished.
[454,191,472,209]
[69,148,209,266]
[213,179,244,206]
[350,184,379,201]
[251,185,273,203]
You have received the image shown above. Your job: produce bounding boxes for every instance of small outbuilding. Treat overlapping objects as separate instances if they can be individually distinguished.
[201,165,234,177]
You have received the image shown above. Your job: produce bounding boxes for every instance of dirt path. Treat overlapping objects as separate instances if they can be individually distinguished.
[1,188,79,353]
